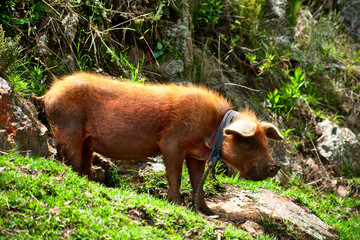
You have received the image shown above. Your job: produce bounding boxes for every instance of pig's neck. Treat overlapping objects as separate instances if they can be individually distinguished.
[205,108,233,150]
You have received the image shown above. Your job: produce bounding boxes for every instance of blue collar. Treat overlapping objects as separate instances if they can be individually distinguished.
[207,109,238,168]
[194,109,238,212]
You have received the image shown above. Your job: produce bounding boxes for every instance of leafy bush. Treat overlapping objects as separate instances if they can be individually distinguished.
[0,24,21,78]
[7,56,55,96]
[265,68,306,120]
[196,0,224,25]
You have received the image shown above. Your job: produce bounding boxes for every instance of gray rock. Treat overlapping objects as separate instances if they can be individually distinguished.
[208,188,338,239]
[165,60,184,79]
[342,0,360,41]
[0,77,56,157]
[316,119,360,175]
[166,1,193,80]
[267,0,287,18]
[62,14,79,42]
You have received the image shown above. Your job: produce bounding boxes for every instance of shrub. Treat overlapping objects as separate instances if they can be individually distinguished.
[0,24,21,78]
[265,68,306,120]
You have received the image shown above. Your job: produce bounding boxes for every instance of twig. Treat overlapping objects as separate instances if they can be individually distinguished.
[0,151,9,155]
[309,137,329,179]
[215,228,223,240]
[224,82,260,92]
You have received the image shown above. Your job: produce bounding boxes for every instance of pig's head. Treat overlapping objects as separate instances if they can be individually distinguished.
[220,117,283,181]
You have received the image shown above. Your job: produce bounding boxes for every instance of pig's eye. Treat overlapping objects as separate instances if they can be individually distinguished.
[235,135,257,147]
[244,137,257,147]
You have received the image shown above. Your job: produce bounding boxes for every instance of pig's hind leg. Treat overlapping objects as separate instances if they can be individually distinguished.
[160,138,186,204]
[80,139,94,179]
[51,119,91,178]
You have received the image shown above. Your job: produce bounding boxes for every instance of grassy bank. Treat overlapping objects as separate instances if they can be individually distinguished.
[0,154,248,239]
[1,154,359,239]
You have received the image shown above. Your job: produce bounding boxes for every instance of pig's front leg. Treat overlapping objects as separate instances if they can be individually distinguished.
[186,157,212,213]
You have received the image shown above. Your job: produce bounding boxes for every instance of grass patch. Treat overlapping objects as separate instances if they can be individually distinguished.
[1,154,359,239]
[0,154,249,239]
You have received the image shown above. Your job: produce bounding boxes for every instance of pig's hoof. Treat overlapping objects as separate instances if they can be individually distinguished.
[197,204,215,215]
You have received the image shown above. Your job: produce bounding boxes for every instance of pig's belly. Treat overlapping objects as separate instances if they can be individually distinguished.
[90,137,161,160]
[87,129,162,160]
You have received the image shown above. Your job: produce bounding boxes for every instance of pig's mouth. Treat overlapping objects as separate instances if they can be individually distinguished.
[243,173,268,181]
[242,165,280,181]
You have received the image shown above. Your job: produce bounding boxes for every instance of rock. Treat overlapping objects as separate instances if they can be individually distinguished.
[208,188,338,240]
[0,77,56,157]
[165,60,184,80]
[92,165,106,183]
[342,0,360,41]
[266,0,287,18]
[304,158,324,182]
[316,119,360,175]
[166,1,193,80]
[36,33,48,56]
[62,13,79,42]
[241,220,264,237]
[336,185,348,197]
[93,153,165,180]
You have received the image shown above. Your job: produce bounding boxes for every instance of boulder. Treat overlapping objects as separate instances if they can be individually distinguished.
[266,0,287,18]
[0,77,56,157]
[342,0,360,41]
[208,187,338,239]
[316,119,360,175]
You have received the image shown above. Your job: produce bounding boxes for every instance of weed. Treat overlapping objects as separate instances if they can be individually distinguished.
[196,0,224,25]
[26,63,55,96]
[104,165,131,189]
[265,67,306,120]
[153,42,165,59]
[230,0,266,42]
[288,0,302,27]
[343,158,355,179]
[118,51,146,83]
[7,55,56,96]
[0,0,47,37]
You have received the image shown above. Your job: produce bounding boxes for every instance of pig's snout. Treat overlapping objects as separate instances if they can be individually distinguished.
[269,163,280,177]
[244,162,280,181]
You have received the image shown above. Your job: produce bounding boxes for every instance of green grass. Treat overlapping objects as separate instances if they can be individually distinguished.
[0,154,250,239]
[1,154,359,239]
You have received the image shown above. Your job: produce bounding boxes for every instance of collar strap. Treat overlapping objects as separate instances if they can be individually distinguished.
[194,109,238,213]
[207,109,238,167]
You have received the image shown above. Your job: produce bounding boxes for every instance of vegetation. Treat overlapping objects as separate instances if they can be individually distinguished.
[0,154,249,239]
[1,154,360,239]
[1,0,360,239]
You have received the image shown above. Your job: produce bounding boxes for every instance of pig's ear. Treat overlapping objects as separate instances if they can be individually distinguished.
[224,120,257,137]
[260,122,284,140]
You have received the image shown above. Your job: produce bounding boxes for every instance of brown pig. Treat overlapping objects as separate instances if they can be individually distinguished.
[39,72,283,211]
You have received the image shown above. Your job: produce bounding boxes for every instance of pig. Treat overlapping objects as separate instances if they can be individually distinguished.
[39,72,283,211]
